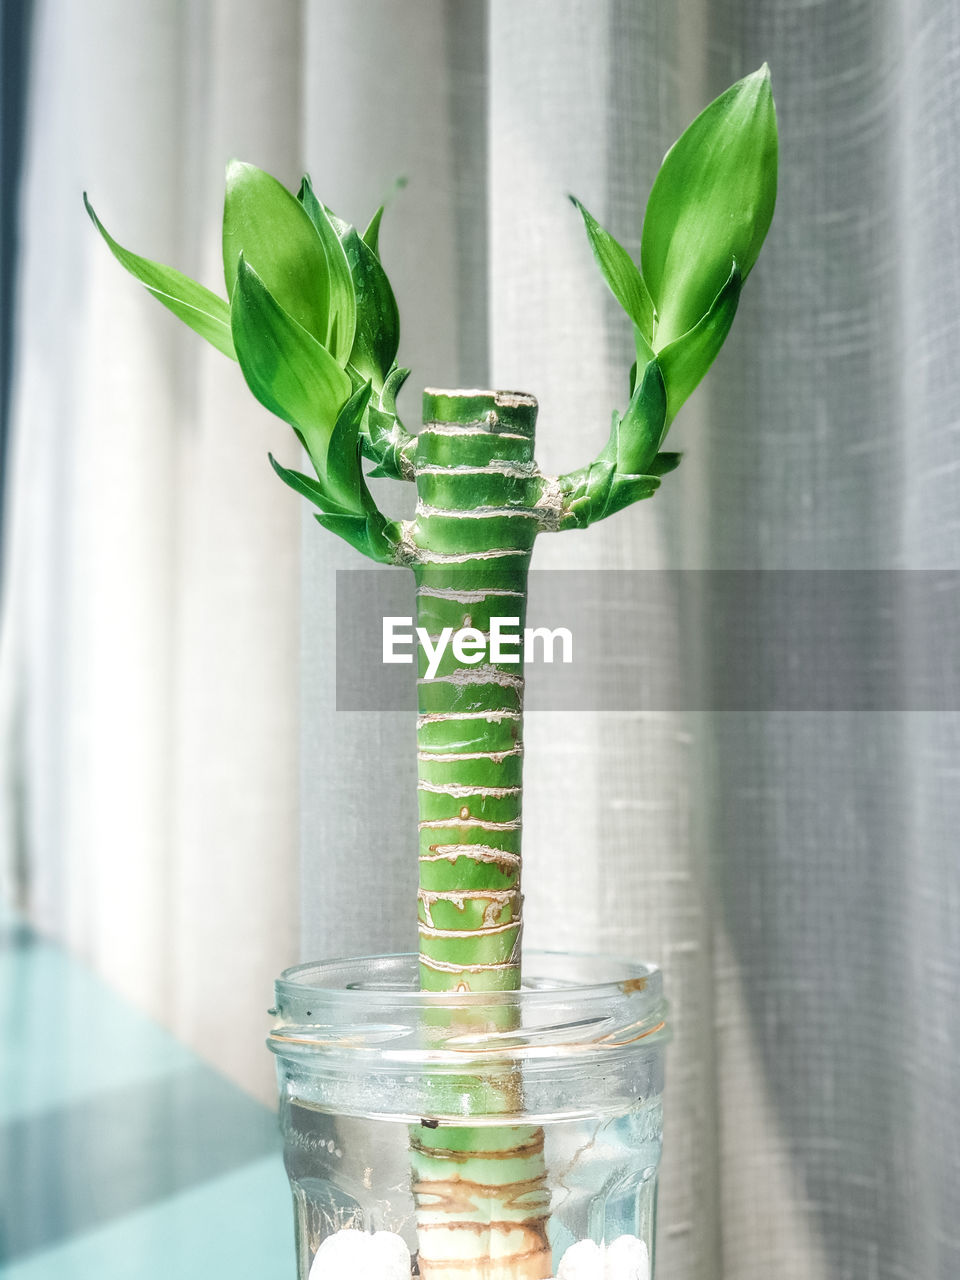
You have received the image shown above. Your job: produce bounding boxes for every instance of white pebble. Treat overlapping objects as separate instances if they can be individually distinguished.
[309,1228,411,1280]
[557,1239,604,1280]
[555,1235,650,1280]
[605,1235,650,1280]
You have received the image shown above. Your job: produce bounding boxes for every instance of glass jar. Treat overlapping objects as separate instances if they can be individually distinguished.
[268,952,668,1279]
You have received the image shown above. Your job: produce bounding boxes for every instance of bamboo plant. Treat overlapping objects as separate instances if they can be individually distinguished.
[87,67,777,1280]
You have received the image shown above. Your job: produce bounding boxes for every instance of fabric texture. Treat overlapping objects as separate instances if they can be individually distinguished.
[0,0,307,1103]
[2,1,958,1276]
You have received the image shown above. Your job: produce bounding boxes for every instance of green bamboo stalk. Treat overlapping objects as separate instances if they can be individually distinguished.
[407,390,550,1278]
[413,390,538,994]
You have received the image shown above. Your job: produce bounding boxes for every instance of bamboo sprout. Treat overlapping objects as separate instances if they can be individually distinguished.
[86,66,778,1278]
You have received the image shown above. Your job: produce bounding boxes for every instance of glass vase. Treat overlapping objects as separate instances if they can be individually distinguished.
[268,952,668,1280]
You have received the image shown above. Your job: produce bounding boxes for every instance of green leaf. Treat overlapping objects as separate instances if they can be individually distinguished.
[571,196,654,340]
[222,161,331,347]
[556,458,661,528]
[297,177,357,364]
[230,256,351,467]
[315,202,401,389]
[658,260,741,423]
[585,458,615,511]
[322,206,352,239]
[649,451,682,476]
[271,423,400,566]
[597,408,620,466]
[268,453,354,515]
[602,472,660,519]
[616,358,668,475]
[341,227,400,387]
[362,206,384,257]
[325,382,373,513]
[641,65,777,348]
[379,363,409,416]
[84,194,236,360]
[314,510,398,564]
[556,459,614,529]
[634,326,655,370]
[297,182,401,386]
[364,366,415,479]
[315,510,369,550]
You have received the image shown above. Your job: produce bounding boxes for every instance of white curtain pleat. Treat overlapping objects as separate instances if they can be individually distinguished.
[1,0,305,1103]
[899,3,960,1278]
[703,2,957,1276]
[165,0,305,1106]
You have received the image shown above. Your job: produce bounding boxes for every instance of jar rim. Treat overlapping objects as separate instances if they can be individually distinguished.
[270,950,667,1066]
[268,952,667,1116]
[275,949,662,1008]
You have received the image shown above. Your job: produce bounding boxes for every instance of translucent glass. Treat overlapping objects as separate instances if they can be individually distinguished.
[268,952,668,1278]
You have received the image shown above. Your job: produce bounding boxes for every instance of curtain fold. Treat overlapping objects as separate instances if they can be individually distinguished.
[2,2,958,1275]
[0,0,306,1104]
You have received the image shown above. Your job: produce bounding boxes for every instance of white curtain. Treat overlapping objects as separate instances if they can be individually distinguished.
[3,2,959,1277]
[0,0,307,1103]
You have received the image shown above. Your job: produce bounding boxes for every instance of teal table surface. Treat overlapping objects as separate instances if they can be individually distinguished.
[0,917,293,1278]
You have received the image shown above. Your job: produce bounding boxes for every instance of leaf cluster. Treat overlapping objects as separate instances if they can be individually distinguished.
[84,164,415,563]
[85,67,778,553]
[561,66,778,528]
